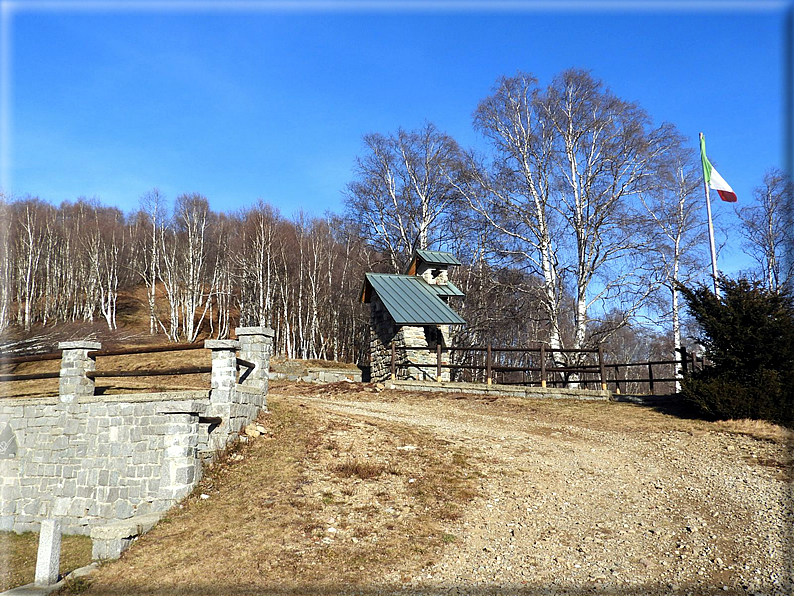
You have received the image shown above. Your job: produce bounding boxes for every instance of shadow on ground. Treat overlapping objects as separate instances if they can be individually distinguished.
[614,392,706,421]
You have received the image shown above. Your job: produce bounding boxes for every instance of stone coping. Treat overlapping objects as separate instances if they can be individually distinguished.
[0,390,210,407]
[204,340,239,349]
[89,512,163,541]
[387,379,612,401]
[234,384,268,395]
[235,326,275,337]
[57,341,102,350]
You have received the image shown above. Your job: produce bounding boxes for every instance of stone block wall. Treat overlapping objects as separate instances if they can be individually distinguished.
[387,379,612,401]
[268,367,362,383]
[369,294,397,382]
[0,393,208,534]
[368,294,451,382]
[0,328,274,538]
[399,324,451,382]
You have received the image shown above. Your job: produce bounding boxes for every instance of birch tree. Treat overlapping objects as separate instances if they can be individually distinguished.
[545,69,675,355]
[174,193,217,343]
[13,200,50,331]
[346,122,464,272]
[133,189,166,335]
[235,201,281,327]
[456,70,677,365]
[637,142,707,389]
[0,197,11,332]
[737,168,793,293]
[455,72,566,353]
[93,207,127,330]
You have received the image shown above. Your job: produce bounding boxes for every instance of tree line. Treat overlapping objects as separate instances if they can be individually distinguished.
[0,68,789,367]
[0,194,372,362]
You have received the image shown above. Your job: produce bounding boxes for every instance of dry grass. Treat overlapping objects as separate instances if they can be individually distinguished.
[713,418,794,444]
[0,532,92,591]
[72,396,478,595]
[331,458,385,479]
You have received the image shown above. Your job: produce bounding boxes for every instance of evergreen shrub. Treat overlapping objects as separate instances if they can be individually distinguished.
[679,278,794,427]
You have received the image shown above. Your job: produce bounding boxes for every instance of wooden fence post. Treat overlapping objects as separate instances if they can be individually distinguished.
[486,343,492,385]
[540,345,547,388]
[391,340,397,381]
[680,346,688,376]
[648,363,655,395]
[436,343,442,382]
[598,346,607,391]
[613,364,621,394]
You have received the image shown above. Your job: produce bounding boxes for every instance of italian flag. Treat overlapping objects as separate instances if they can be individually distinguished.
[700,134,737,202]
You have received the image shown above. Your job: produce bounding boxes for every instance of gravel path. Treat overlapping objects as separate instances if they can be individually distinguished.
[294,394,793,595]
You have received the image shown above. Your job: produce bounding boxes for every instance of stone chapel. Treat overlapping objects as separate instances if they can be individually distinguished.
[361,250,466,382]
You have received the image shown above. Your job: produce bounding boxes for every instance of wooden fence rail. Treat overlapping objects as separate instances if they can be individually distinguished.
[0,343,208,384]
[390,343,706,395]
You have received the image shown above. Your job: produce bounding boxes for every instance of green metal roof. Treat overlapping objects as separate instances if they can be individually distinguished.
[413,249,462,266]
[425,280,465,298]
[363,273,466,326]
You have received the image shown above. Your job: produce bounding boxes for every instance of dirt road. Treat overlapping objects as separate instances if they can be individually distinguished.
[278,385,792,595]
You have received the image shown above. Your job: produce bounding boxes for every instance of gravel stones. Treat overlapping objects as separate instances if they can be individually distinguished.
[292,392,793,595]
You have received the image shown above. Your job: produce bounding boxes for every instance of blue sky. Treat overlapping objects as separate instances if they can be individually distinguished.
[1,1,792,274]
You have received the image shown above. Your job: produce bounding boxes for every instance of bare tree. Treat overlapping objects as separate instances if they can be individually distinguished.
[544,69,676,355]
[235,200,281,327]
[155,194,218,342]
[0,197,9,332]
[346,122,464,272]
[456,70,676,368]
[134,189,166,335]
[455,72,565,353]
[737,168,793,293]
[637,141,708,389]
[13,199,51,331]
[89,206,126,330]
[174,194,217,343]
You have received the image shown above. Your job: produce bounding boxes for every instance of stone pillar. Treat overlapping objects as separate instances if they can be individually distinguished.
[204,340,240,390]
[58,341,101,403]
[158,412,201,504]
[234,326,274,390]
[205,340,240,451]
[34,518,62,586]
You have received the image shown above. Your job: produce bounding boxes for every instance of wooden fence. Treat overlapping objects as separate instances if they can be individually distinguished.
[0,343,212,384]
[390,344,705,395]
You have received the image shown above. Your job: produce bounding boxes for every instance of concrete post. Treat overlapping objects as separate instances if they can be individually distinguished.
[58,341,101,403]
[204,340,240,390]
[234,326,274,390]
[34,518,62,586]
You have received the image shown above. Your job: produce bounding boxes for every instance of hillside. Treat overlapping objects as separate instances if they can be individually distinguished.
[0,286,356,400]
[67,384,791,596]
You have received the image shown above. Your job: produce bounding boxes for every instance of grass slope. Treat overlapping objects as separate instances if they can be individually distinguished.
[73,396,477,595]
[0,532,92,592]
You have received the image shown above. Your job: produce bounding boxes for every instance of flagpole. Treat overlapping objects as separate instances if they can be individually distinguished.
[699,132,721,298]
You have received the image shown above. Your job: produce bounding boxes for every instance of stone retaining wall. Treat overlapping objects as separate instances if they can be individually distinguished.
[269,367,362,384]
[0,327,274,541]
[387,379,612,401]
[0,392,209,534]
